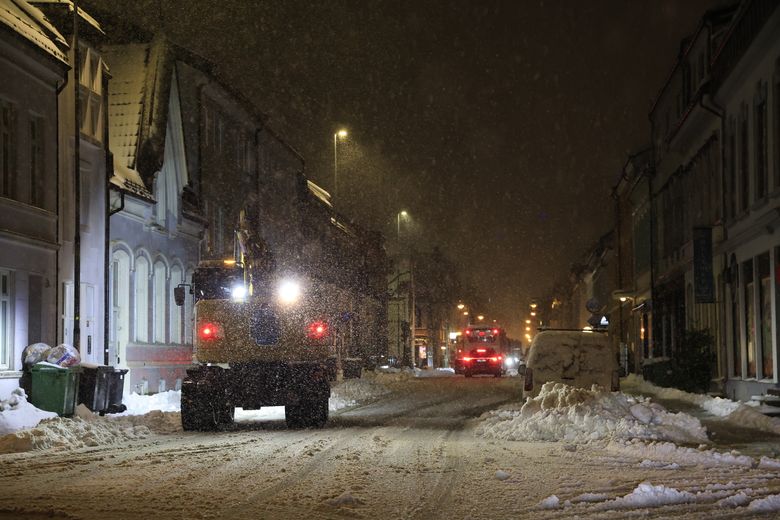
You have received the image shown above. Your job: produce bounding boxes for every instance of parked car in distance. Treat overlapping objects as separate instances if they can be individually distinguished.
[523,330,619,398]
[462,347,503,378]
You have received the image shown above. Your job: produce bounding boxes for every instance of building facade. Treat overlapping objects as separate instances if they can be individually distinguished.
[0,1,68,398]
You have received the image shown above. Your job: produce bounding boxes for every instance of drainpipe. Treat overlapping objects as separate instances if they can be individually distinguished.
[700,81,726,386]
[103,67,112,366]
[55,75,67,345]
[72,0,81,353]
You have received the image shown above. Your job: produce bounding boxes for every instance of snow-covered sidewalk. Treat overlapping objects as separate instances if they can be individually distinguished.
[0,373,393,455]
[621,373,780,435]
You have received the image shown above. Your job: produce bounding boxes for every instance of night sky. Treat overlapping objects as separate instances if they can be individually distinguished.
[90,0,716,337]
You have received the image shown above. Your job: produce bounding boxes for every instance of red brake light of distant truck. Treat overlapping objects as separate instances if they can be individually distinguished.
[198,322,223,341]
[307,321,329,339]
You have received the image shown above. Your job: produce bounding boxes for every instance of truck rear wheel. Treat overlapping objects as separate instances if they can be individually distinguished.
[181,368,234,432]
[285,396,329,429]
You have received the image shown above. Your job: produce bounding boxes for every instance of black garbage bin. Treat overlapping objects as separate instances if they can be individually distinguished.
[78,365,112,413]
[106,368,128,414]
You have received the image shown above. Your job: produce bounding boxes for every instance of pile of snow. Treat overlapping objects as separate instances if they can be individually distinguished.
[622,374,780,435]
[0,373,394,454]
[539,482,780,513]
[0,388,56,436]
[606,439,756,468]
[412,367,455,378]
[329,376,391,411]
[120,390,182,415]
[477,381,708,444]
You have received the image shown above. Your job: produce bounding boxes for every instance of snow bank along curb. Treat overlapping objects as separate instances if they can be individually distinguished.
[622,374,780,435]
[476,382,708,445]
[0,373,393,454]
[539,482,780,513]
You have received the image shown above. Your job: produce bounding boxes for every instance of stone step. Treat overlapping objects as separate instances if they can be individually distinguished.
[767,387,780,397]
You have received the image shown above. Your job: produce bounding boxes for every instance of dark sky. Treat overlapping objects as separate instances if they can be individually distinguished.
[91,0,716,337]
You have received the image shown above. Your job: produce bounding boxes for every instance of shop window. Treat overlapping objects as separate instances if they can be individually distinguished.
[758,253,772,379]
[743,259,756,378]
[730,259,741,378]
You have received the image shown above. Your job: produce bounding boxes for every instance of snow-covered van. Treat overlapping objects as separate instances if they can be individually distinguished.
[523,330,620,398]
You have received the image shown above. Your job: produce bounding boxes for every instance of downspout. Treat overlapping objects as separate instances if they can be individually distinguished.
[72,0,81,353]
[103,67,112,366]
[55,74,68,345]
[700,79,726,387]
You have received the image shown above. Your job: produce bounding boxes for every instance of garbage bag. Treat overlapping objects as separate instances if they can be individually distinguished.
[45,343,81,367]
[22,343,51,369]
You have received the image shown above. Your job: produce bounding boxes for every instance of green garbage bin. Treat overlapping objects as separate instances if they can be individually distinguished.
[30,364,81,416]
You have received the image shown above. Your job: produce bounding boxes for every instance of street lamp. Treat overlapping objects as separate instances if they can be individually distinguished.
[457,303,465,310]
[333,129,348,204]
[396,210,408,241]
[477,315,484,321]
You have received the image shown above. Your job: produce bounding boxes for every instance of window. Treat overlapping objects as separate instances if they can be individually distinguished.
[1,99,16,198]
[774,61,780,188]
[755,82,768,201]
[153,260,167,344]
[743,259,756,378]
[170,265,183,344]
[135,256,149,342]
[758,253,772,379]
[0,270,11,370]
[29,116,44,207]
[727,118,736,219]
[76,45,104,142]
[739,104,750,212]
[730,259,741,377]
[110,249,131,366]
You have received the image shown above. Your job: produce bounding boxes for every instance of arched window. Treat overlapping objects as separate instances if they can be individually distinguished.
[110,249,131,366]
[153,260,167,344]
[135,255,149,342]
[170,264,183,344]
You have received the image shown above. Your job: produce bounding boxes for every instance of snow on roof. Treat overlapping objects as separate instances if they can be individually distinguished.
[30,0,104,35]
[307,180,332,207]
[103,43,150,173]
[111,155,154,201]
[0,0,67,63]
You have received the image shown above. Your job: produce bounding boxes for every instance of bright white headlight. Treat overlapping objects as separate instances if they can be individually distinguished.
[278,279,301,305]
[231,284,247,301]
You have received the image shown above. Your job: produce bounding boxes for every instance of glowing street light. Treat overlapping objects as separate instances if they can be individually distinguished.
[477,315,484,321]
[333,129,348,203]
[396,210,409,240]
[463,311,469,316]
[457,303,465,310]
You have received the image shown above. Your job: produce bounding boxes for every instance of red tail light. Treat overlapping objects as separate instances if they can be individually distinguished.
[490,357,499,362]
[462,357,472,362]
[198,322,223,341]
[465,329,472,336]
[492,328,499,335]
[307,321,328,339]
[524,368,533,392]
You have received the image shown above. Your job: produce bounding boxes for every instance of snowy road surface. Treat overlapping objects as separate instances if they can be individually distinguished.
[1,376,780,519]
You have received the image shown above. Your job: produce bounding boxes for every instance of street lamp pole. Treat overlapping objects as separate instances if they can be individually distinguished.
[333,129,347,204]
